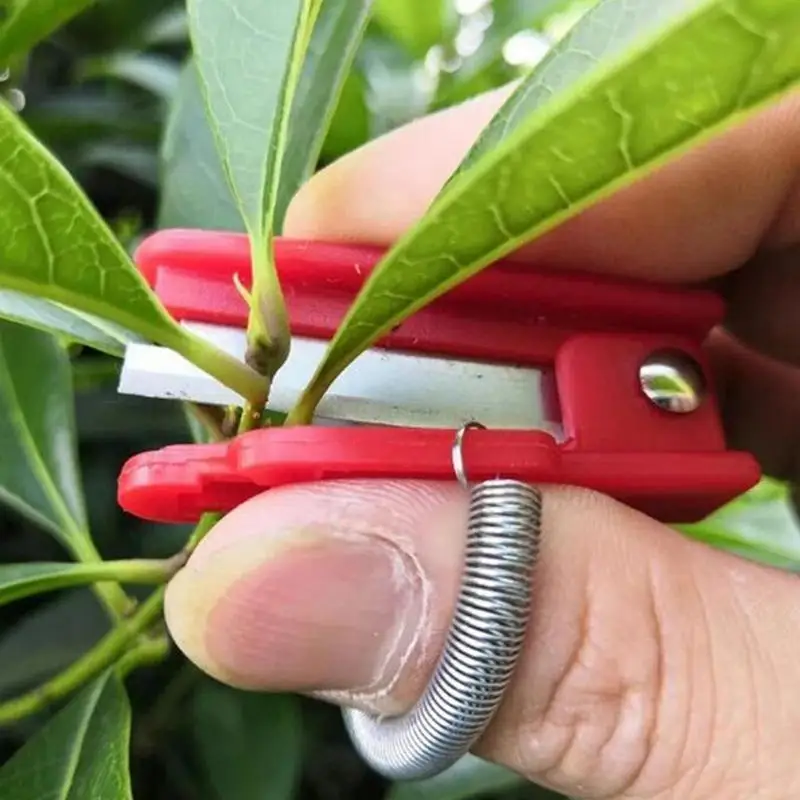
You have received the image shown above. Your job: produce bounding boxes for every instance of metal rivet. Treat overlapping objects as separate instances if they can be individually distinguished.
[639,349,706,414]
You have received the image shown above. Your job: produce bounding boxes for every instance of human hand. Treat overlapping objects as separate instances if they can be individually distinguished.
[165,85,800,799]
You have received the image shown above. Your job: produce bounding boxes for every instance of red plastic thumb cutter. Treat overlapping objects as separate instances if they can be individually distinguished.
[117,229,761,781]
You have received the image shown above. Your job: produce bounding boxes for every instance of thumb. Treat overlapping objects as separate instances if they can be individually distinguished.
[164,480,800,799]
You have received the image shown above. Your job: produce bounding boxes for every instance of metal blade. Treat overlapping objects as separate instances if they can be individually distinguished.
[118,322,561,434]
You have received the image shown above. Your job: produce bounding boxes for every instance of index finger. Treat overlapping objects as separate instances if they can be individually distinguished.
[285,84,800,283]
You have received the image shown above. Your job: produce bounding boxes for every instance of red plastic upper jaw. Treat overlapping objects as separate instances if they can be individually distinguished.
[133,228,725,368]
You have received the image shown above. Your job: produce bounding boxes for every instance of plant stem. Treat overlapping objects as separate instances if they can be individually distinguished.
[0,587,165,725]
[238,400,264,433]
[244,238,291,379]
[67,538,136,621]
[184,512,220,552]
[116,634,170,678]
[284,392,317,426]
[0,558,177,610]
[176,328,267,408]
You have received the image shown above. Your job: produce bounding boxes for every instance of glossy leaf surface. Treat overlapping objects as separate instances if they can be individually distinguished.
[0,321,90,553]
[680,479,800,571]
[0,591,109,700]
[185,0,309,238]
[0,99,182,345]
[0,290,140,357]
[0,672,133,799]
[157,61,243,232]
[162,0,372,235]
[274,0,375,231]
[291,0,800,418]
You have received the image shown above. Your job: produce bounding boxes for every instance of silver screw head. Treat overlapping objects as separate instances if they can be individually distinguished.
[639,349,706,414]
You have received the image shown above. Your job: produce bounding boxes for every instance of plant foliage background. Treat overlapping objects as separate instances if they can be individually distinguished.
[0,0,798,798]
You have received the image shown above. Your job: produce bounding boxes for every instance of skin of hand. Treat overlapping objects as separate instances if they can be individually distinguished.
[165,85,800,800]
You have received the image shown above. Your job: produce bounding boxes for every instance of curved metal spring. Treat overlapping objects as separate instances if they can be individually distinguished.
[342,476,543,780]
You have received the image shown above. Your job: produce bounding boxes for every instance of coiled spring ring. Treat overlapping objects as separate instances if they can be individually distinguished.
[342,421,543,781]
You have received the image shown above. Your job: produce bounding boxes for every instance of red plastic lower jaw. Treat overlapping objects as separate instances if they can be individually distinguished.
[117,426,760,526]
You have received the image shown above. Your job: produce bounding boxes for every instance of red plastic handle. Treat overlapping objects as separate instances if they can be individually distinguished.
[117,426,760,525]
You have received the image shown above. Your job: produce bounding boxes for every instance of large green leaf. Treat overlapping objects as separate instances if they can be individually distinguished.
[0,98,179,344]
[0,671,133,799]
[192,681,303,800]
[187,0,373,369]
[0,320,91,552]
[289,0,800,419]
[0,289,141,357]
[186,0,311,239]
[274,0,375,231]
[0,591,109,700]
[186,0,314,366]
[0,560,165,607]
[679,479,800,571]
[0,0,97,61]
[164,2,374,234]
[0,99,265,402]
[157,61,244,231]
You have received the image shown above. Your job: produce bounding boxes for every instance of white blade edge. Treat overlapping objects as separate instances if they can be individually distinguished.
[118,321,561,434]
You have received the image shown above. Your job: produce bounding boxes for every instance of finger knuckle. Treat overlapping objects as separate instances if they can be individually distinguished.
[522,573,666,796]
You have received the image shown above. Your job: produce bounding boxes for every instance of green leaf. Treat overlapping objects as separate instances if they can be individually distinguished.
[274,0,375,231]
[157,61,244,232]
[386,755,525,800]
[0,98,180,345]
[0,99,266,404]
[0,591,109,700]
[192,681,303,800]
[0,671,133,799]
[0,0,97,62]
[163,4,373,232]
[289,0,800,419]
[187,0,372,371]
[679,479,800,571]
[0,289,141,357]
[186,0,311,239]
[0,560,167,608]
[0,320,91,552]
